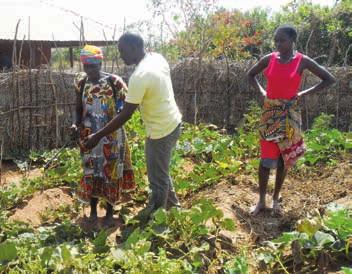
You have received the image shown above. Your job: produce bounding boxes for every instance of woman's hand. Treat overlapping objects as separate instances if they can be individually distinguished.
[260,87,267,97]
[70,124,80,141]
[84,133,101,149]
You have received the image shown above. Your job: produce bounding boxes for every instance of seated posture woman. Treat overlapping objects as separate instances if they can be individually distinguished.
[71,45,135,227]
[247,25,336,215]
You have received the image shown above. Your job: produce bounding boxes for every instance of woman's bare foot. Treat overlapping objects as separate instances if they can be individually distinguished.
[272,199,283,216]
[88,212,98,223]
[250,202,266,216]
[103,215,116,228]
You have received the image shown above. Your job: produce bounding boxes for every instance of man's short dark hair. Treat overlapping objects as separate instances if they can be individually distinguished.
[276,25,298,42]
[118,33,144,49]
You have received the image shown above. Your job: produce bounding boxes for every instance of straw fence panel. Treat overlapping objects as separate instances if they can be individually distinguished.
[1,61,351,158]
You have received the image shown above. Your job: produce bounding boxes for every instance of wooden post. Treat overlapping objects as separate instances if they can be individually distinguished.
[28,16,33,149]
[0,127,3,185]
[69,47,74,68]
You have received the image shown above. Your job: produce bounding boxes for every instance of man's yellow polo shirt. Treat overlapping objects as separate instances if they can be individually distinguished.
[125,53,182,139]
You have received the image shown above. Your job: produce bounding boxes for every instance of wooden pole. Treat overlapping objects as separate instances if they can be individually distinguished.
[38,47,60,147]
[28,16,33,149]
[111,24,117,73]
[17,36,26,148]
[0,127,3,185]
[103,29,108,72]
[69,47,74,68]
[11,20,20,146]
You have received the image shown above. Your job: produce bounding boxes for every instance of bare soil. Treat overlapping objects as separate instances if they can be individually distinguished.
[4,157,352,272]
[188,160,352,245]
[0,160,42,186]
[10,187,73,227]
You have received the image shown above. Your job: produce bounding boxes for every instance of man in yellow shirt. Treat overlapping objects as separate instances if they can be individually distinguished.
[84,33,182,223]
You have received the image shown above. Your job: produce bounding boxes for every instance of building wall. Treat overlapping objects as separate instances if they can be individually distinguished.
[0,41,51,68]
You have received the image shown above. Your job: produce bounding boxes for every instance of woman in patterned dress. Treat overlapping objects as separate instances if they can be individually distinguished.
[71,45,135,226]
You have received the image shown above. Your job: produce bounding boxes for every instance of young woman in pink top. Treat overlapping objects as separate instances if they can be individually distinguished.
[247,25,335,215]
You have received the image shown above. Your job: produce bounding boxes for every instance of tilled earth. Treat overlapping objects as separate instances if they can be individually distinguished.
[3,157,352,273]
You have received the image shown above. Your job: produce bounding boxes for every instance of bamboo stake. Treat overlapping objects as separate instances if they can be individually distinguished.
[51,34,71,144]
[79,17,86,72]
[11,20,20,146]
[28,16,33,149]
[11,20,20,70]
[103,29,108,72]
[37,47,60,147]
[0,103,76,115]
[17,35,26,149]
[35,69,40,148]
[111,24,117,73]
[0,128,3,185]
[343,44,352,67]
[18,35,25,68]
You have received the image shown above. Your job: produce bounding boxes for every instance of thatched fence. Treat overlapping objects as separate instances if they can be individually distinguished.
[172,59,352,132]
[0,70,75,158]
[0,60,351,158]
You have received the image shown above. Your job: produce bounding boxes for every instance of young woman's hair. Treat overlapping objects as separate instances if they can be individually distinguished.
[276,25,298,42]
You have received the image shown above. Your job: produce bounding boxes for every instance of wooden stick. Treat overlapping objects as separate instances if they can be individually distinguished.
[0,103,76,115]
[37,47,60,147]
[305,30,314,56]
[343,44,352,67]
[103,29,108,72]
[28,16,33,149]
[11,19,20,70]
[17,36,26,149]
[0,128,3,185]
[111,24,117,73]
[11,20,20,146]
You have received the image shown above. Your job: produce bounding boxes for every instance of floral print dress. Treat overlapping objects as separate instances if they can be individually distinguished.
[74,72,135,205]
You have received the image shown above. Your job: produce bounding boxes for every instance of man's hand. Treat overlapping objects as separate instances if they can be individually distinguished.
[70,124,80,141]
[83,133,101,149]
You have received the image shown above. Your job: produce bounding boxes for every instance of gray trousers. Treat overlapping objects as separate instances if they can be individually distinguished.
[145,124,181,212]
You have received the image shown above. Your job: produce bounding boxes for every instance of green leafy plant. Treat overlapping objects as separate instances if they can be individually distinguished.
[257,208,352,273]
[299,113,352,166]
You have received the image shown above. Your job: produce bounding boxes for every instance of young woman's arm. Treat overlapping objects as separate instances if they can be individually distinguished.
[247,54,271,97]
[298,56,336,97]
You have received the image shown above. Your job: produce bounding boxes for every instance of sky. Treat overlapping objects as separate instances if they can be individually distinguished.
[0,0,335,41]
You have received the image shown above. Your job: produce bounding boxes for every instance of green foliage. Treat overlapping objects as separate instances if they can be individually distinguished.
[324,209,352,241]
[39,204,79,224]
[298,113,351,166]
[224,251,249,274]
[113,199,236,272]
[0,197,238,273]
[0,148,81,210]
[342,267,352,274]
[146,0,352,65]
[0,241,17,265]
[92,230,110,254]
[257,208,352,272]
[1,103,350,273]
